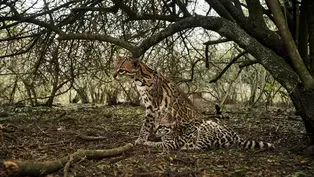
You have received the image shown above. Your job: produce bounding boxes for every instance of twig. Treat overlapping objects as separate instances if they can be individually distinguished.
[209,51,247,83]
[77,135,107,141]
[132,170,200,177]
[0,125,3,145]
[259,116,302,122]
[63,154,73,177]
[204,38,232,68]
[239,60,259,68]
[203,38,231,45]
[56,112,67,120]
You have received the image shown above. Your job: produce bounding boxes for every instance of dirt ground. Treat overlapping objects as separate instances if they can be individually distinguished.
[0,104,313,177]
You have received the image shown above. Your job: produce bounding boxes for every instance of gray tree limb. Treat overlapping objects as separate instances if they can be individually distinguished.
[58,16,300,92]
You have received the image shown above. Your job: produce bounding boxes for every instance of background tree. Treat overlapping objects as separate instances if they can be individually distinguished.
[1,0,313,145]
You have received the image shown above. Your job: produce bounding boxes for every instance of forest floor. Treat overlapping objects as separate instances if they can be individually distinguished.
[0,104,313,177]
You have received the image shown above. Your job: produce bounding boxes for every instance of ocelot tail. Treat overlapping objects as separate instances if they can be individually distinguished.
[113,56,203,145]
[144,120,274,150]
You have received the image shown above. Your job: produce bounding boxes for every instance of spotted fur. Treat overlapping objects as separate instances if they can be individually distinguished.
[113,56,202,144]
[145,120,274,150]
[113,56,273,150]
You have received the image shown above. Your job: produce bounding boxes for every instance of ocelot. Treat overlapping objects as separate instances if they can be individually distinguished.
[144,120,274,150]
[113,56,273,150]
[113,56,203,144]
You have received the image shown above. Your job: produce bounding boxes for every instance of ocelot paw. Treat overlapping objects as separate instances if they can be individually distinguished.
[135,138,146,145]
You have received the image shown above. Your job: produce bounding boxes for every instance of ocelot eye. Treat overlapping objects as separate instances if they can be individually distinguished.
[119,70,126,74]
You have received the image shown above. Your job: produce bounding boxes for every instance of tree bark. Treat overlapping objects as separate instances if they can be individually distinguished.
[266,0,314,89]
[73,86,89,104]
[307,0,314,73]
[298,0,309,67]
[290,85,314,144]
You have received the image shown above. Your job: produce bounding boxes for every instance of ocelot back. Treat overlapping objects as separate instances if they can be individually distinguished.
[144,120,274,150]
[113,56,203,144]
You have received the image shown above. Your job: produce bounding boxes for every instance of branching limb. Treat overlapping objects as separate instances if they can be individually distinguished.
[204,0,235,22]
[204,38,232,68]
[233,0,243,14]
[59,15,299,91]
[219,0,246,25]
[239,60,259,68]
[112,0,137,17]
[203,38,231,45]
[71,6,119,13]
[63,155,73,177]
[58,33,137,54]
[0,36,40,59]
[246,0,268,28]
[209,51,247,83]
[126,14,182,22]
[1,143,133,177]
[173,0,191,17]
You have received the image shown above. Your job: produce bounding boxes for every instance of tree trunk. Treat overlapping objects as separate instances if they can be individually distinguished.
[70,93,80,103]
[106,90,118,106]
[73,86,89,104]
[9,78,18,104]
[45,88,57,107]
[290,84,314,144]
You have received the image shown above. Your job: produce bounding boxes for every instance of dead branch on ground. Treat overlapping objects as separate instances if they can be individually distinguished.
[131,170,201,177]
[77,134,107,141]
[63,154,73,177]
[1,143,133,177]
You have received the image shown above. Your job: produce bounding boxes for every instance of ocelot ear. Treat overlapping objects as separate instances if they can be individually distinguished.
[132,58,140,68]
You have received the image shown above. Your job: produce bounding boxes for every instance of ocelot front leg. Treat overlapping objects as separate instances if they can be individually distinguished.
[135,107,155,145]
[144,139,178,150]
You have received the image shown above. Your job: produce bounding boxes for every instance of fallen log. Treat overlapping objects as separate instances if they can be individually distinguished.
[1,143,133,177]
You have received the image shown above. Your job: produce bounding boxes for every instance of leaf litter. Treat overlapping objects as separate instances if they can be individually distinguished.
[0,104,313,177]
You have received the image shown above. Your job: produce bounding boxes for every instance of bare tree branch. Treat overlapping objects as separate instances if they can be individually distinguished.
[210,51,247,83]
[126,14,182,22]
[0,36,40,59]
[204,38,231,68]
[58,33,137,53]
[246,0,268,28]
[58,15,299,91]
[203,38,231,45]
[71,6,118,13]
[207,0,283,57]
[219,0,246,24]
[239,60,259,68]
[204,0,236,22]
[113,0,137,17]
[173,0,191,17]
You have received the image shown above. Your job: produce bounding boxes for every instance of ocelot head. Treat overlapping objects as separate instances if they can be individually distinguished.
[113,56,140,80]
[113,56,156,83]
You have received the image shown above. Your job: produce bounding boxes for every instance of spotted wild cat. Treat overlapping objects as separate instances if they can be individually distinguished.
[113,56,273,150]
[113,56,203,144]
[144,120,274,150]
